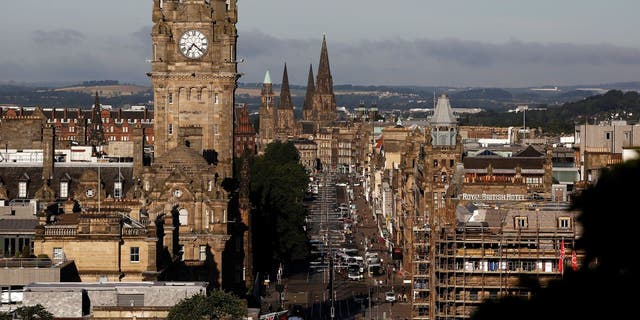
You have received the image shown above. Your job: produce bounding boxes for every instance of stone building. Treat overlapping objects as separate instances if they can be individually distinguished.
[234,103,256,158]
[275,64,297,140]
[150,0,238,178]
[1,0,242,291]
[258,71,276,154]
[22,282,206,319]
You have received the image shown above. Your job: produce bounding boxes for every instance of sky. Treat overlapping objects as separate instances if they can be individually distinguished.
[1,0,640,87]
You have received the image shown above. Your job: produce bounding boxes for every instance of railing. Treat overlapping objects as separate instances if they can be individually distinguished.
[122,228,146,236]
[44,225,77,236]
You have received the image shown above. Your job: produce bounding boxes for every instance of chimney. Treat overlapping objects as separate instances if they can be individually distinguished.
[42,124,55,181]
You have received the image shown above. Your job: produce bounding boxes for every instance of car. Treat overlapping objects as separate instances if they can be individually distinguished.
[348,271,363,281]
[385,291,396,303]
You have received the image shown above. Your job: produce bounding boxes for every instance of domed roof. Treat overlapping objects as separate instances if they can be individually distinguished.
[152,144,212,176]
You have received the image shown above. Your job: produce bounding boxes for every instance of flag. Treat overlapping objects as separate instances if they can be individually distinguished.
[571,250,578,271]
[559,239,565,274]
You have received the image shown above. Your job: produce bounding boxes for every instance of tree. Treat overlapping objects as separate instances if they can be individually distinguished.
[472,160,640,320]
[167,290,246,320]
[250,141,310,274]
[8,305,54,320]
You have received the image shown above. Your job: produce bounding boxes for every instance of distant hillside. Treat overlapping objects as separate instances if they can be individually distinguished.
[461,90,640,134]
[0,84,152,108]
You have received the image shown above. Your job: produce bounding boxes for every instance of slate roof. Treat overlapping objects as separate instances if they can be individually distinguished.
[0,219,38,232]
[0,164,134,201]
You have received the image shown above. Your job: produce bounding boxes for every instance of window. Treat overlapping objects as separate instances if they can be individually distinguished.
[18,182,27,198]
[179,245,185,261]
[168,123,173,135]
[559,217,571,229]
[179,209,188,226]
[130,247,140,262]
[199,245,207,261]
[168,92,174,104]
[605,132,611,140]
[624,132,630,140]
[450,159,454,167]
[214,93,219,104]
[69,126,75,133]
[123,127,128,133]
[515,216,528,229]
[433,159,438,167]
[60,182,69,198]
[53,247,64,260]
[114,182,123,199]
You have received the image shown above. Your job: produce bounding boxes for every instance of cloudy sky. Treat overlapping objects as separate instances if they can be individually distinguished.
[1,0,640,87]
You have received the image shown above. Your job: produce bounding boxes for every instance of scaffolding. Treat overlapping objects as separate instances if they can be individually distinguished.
[412,209,580,319]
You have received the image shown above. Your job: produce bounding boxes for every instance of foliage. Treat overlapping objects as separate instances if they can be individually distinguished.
[167,291,246,320]
[250,141,309,274]
[461,90,640,134]
[471,160,640,320]
[0,312,11,320]
[9,305,54,320]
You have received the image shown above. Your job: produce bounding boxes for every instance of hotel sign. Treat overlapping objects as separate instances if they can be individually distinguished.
[462,193,527,201]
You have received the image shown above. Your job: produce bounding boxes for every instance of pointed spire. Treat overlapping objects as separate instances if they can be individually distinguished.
[316,34,333,94]
[431,94,457,126]
[263,70,272,84]
[279,63,293,110]
[303,64,315,111]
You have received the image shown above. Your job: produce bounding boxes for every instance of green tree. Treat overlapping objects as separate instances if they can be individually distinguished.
[11,305,53,320]
[250,141,309,273]
[167,290,246,320]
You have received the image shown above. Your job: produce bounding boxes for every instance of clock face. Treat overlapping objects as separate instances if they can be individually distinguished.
[179,30,208,59]
[86,188,95,198]
[173,189,183,198]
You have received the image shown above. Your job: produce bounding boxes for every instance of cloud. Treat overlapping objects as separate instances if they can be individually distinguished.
[32,29,85,47]
[237,30,640,87]
[4,28,640,87]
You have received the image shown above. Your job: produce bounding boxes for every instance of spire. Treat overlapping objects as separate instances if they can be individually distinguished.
[279,63,293,110]
[263,70,272,84]
[315,34,333,94]
[303,64,315,111]
[431,94,457,126]
[89,91,105,153]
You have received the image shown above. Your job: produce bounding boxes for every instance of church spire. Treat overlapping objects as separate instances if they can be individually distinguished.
[279,63,293,110]
[315,34,333,95]
[303,64,315,112]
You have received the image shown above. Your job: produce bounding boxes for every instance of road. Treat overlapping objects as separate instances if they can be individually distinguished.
[275,171,410,319]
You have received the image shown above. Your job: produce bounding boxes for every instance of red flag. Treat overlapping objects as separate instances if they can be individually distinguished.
[559,239,565,273]
[571,250,578,271]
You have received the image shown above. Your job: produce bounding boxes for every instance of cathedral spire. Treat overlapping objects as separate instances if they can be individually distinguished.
[315,34,333,95]
[303,64,315,112]
[279,63,293,110]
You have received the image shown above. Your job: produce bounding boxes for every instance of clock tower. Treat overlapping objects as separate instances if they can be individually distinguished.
[150,0,238,178]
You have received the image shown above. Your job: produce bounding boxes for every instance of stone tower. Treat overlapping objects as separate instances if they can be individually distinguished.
[302,64,315,121]
[258,70,276,153]
[424,94,462,225]
[311,35,337,125]
[276,63,296,139]
[88,92,105,154]
[150,0,238,178]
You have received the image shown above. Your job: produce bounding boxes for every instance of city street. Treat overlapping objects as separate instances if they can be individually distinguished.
[270,172,410,320]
